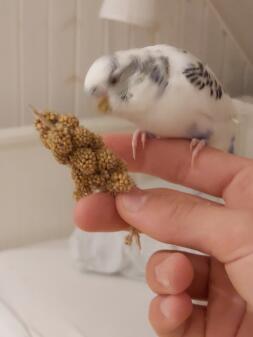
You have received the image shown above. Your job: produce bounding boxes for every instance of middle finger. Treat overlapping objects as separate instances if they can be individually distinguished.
[146,251,209,300]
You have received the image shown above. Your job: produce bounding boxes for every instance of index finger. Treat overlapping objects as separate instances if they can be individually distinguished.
[104,133,252,197]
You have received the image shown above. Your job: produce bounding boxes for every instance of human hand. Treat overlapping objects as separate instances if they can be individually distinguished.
[74,134,253,336]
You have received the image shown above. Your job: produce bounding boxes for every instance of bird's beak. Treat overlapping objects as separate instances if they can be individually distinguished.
[97,95,111,114]
[87,86,111,114]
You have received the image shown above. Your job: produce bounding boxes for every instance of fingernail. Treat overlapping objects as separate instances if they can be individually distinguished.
[160,297,171,318]
[119,189,148,212]
[155,256,172,288]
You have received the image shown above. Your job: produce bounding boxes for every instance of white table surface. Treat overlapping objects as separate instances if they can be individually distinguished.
[0,239,155,337]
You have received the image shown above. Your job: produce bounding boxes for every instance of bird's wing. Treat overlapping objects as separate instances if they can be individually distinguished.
[183,61,223,100]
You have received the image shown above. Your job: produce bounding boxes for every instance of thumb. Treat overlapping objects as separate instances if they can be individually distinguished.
[115,188,251,263]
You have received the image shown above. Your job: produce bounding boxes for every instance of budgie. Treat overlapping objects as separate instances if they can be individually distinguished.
[84,44,239,165]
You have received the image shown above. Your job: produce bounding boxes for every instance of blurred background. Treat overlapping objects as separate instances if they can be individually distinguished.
[0,2,253,335]
[1,0,253,129]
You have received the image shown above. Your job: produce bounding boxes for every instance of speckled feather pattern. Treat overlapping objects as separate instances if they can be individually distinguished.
[183,61,223,100]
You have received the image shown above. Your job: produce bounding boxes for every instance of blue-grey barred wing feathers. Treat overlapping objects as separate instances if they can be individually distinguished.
[109,56,139,85]
[140,55,169,96]
[183,61,223,100]
[107,53,170,101]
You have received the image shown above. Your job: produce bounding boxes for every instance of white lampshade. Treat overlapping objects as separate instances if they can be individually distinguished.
[100,0,158,29]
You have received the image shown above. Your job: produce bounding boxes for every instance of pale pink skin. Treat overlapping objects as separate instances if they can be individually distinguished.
[74,134,253,337]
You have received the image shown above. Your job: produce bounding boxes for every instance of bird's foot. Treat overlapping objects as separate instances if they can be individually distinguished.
[124,227,141,250]
[132,129,148,160]
[190,138,206,167]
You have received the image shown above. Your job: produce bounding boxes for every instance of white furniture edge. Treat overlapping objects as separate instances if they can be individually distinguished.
[0,117,133,250]
[0,116,134,147]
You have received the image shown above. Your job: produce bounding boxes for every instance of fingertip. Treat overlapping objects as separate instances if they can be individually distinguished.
[74,196,96,231]
[164,252,194,293]
[74,193,128,232]
[160,293,193,321]
[149,293,192,335]
[147,251,194,295]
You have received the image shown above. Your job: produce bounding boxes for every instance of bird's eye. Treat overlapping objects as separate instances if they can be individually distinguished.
[150,66,161,83]
[109,76,119,85]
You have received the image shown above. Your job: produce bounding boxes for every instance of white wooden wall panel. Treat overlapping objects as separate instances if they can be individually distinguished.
[180,0,206,59]
[0,0,253,129]
[107,21,129,51]
[129,26,152,49]
[0,0,19,128]
[47,0,77,116]
[209,0,253,67]
[21,0,49,125]
[222,35,245,97]
[157,0,184,47]
[75,0,104,118]
[201,5,226,79]
[243,63,253,95]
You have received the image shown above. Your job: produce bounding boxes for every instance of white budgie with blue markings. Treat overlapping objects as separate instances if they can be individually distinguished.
[84,44,239,164]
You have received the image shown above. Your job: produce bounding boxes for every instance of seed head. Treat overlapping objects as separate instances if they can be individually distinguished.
[107,171,134,193]
[71,168,92,200]
[97,148,124,171]
[58,114,79,129]
[72,127,96,148]
[47,128,73,157]
[33,108,140,247]
[70,147,97,175]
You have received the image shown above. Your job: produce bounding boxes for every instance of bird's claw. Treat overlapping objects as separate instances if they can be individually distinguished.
[141,132,147,149]
[124,228,141,250]
[190,138,206,168]
[132,129,147,160]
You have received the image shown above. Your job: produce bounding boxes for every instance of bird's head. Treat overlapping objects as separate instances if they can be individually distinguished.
[84,49,169,121]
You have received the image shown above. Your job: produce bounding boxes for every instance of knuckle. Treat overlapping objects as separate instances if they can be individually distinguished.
[220,210,253,262]
[224,165,253,203]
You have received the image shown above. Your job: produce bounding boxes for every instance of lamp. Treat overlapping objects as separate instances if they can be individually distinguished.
[99,0,158,29]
